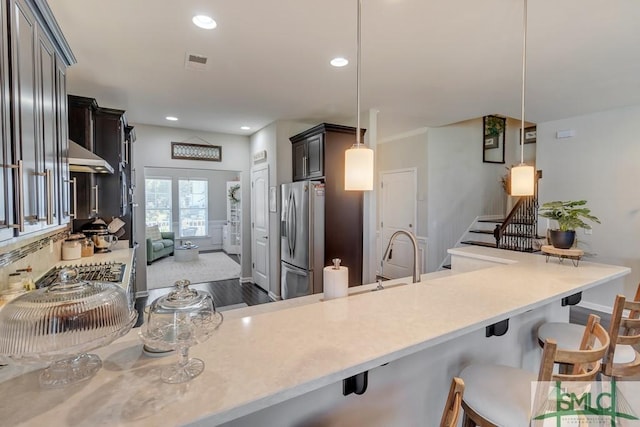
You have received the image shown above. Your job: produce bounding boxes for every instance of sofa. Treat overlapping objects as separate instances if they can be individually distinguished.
[146,227,175,265]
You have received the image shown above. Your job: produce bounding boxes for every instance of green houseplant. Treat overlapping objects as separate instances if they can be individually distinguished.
[538,200,601,249]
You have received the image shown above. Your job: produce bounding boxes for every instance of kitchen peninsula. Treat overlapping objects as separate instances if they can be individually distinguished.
[0,247,630,426]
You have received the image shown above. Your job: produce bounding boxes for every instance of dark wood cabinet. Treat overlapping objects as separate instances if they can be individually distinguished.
[68,95,97,219]
[68,95,134,243]
[290,123,364,286]
[0,0,14,242]
[10,0,41,234]
[55,54,71,225]
[1,0,73,240]
[292,133,323,181]
[95,106,133,241]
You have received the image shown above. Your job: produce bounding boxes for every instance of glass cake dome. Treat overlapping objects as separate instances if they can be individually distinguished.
[0,268,136,388]
[140,279,223,383]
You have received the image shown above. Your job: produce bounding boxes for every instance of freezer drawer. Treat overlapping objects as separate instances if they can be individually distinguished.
[281,262,313,300]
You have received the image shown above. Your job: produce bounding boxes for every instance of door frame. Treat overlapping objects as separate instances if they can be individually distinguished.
[378,167,418,276]
[250,163,270,294]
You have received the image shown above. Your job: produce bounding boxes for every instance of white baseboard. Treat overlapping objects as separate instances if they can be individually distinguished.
[240,276,253,284]
[268,291,281,301]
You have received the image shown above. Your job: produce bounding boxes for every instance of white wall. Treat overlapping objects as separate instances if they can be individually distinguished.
[249,120,314,298]
[132,123,251,293]
[536,105,640,303]
[426,118,512,272]
[377,129,429,238]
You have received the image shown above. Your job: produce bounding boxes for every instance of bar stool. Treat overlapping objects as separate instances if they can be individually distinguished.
[538,293,640,378]
[460,314,609,426]
[440,377,464,427]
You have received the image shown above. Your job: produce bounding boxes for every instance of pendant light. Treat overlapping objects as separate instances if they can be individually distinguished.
[510,0,535,196]
[345,0,374,191]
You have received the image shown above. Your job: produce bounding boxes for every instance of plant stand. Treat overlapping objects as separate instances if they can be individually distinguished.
[541,245,584,267]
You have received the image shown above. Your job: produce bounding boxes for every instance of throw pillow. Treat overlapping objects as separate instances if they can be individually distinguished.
[146,225,162,241]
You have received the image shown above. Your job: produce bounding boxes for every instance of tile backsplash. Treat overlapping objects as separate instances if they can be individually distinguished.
[0,227,68,290]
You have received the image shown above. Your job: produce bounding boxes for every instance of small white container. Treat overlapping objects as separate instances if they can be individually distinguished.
[61,234,83,260]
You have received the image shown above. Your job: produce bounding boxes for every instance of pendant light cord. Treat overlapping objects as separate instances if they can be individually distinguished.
[356,0,362,147]
[520,0,528,164]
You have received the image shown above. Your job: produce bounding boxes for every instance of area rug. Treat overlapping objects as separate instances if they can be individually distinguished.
[147,252,240,290]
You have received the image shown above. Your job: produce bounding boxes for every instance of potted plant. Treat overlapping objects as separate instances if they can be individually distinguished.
[538,200,601,249]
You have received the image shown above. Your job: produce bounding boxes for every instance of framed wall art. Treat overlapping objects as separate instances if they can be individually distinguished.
[171,141,222,161]
[483,115,506,164]
[520,126,537,144]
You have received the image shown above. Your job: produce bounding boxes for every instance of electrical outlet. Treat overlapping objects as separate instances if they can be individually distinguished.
[585,229,592,235]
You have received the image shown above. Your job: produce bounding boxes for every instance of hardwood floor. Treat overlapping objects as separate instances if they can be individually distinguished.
[134,278,272,327]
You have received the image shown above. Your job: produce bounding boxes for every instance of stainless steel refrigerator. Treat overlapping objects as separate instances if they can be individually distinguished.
[281,181,325,299]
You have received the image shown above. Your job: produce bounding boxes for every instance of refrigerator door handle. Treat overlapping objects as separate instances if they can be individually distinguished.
[287,191,294,258]
[290,191,297,255]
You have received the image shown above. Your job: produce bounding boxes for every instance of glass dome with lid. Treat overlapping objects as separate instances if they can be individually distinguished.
[0,268,136,388]
[140,279,223,383]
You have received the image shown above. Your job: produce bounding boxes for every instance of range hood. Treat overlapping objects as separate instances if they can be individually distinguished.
[68,140,114,174]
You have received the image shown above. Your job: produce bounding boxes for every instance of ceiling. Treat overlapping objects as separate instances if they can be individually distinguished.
[48,0,640,139]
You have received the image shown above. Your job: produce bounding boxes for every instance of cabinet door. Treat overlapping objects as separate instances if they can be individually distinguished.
[55,54,70,224]
[292,141,306,181]
[0,0,15,242]
[305,134,323,179]
[68,96,96,219]
[37,27,57,228]
[10,0,42,234]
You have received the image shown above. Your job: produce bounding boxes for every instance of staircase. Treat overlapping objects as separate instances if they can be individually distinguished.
[439,171,543,270]
[461,196,541,252]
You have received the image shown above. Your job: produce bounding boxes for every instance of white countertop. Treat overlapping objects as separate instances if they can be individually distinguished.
[0,247,630,426]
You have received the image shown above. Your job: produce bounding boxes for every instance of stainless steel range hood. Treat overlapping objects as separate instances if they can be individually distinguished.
[68,140,114,174]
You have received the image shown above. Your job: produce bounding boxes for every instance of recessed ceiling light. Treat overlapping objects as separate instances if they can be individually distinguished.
[192,15,217,30]
[330,57,349,67]
[165,116,179,121]
[240,126,251,130]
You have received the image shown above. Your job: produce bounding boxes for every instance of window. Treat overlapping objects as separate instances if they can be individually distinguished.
[145,178,172,231]
[179,179,208,237]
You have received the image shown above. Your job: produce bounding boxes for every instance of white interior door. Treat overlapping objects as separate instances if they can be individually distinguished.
[380,169,417,280]
[251,165,269,292]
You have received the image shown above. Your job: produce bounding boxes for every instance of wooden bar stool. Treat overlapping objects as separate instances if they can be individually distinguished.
[460,314,609,426]
[440,377,464,427]
[538,291,640,378]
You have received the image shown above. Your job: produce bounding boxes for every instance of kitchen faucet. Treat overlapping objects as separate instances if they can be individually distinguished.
[381,230,421,284]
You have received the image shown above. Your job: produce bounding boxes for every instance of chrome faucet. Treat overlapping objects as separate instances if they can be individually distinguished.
[382,230,421,283]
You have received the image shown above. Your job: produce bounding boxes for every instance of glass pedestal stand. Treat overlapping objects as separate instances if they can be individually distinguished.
[40,353,102,388]
[161,346,205,384]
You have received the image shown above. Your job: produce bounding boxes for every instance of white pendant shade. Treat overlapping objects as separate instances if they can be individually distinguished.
[510,163,535,196]
[345,145,374,191]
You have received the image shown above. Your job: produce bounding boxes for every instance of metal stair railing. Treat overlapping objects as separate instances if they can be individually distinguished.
[493,170,542,252]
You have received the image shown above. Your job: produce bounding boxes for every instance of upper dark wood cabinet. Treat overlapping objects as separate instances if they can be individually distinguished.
[0,0,14,242]
[68,96,134,243]
[289,123,365,286]
[292,133,324,181]
[1,0,74,239]
[67,95,97,150]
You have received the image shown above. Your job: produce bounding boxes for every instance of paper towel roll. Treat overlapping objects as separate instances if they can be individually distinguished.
[323,265,349,300]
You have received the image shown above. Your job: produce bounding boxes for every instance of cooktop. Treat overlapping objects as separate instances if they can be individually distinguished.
[36,262,126,288]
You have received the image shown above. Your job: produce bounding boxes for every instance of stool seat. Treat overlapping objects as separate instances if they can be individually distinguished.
[460,315,610,426]
[460,364,535,426]
[539,322,637,364]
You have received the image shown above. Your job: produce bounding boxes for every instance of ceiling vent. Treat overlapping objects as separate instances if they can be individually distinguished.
[185,53,208,71]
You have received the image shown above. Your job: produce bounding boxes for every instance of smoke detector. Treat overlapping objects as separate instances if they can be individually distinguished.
[185,53,208,71]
